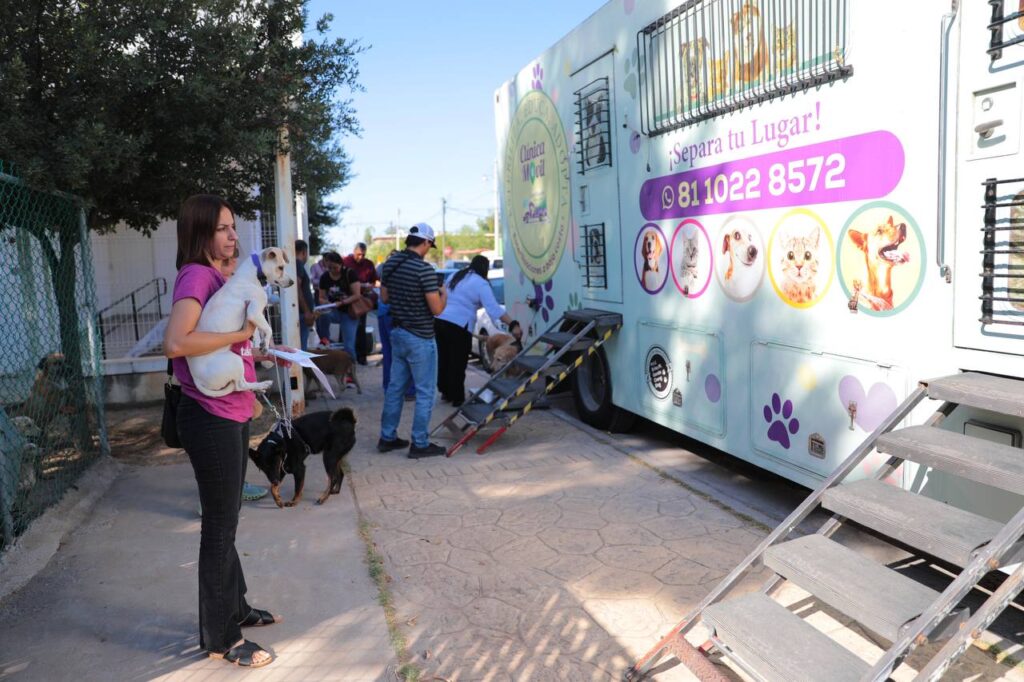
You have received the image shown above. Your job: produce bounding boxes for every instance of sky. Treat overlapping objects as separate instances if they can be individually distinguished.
[306,0,606,252]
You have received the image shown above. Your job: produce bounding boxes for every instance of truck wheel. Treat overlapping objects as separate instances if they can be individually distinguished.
[570,346,635,432]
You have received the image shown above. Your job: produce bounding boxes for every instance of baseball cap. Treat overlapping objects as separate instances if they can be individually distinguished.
[408,222,437,247]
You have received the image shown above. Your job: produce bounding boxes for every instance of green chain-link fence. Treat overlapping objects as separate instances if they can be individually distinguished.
[0,163,109,551]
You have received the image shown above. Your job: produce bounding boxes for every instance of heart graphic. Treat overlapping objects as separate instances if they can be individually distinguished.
[838,376,898,433]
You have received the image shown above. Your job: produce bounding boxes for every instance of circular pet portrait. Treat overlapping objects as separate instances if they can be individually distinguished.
[669,219,713,299]
[634,223,669,294]
[837,201,925,316]
[714,215,765,302]
[768,208,835,309]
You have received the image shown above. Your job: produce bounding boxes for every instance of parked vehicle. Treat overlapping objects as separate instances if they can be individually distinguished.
[495,0,1024,519]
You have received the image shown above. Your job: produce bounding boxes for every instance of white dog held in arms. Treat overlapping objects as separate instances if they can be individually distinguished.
[187,247,294,397]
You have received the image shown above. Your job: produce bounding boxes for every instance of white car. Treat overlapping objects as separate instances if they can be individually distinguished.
[472,269,508,371]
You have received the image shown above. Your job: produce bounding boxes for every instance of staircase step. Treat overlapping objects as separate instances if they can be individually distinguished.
[704,593,868,682]
[562,308,622,328]
[486,377,537,398]
[513,355,567,376]
[822,479,1018,567]
[538,331,591,350]
[877,426,1024,494]
[459,402,499,425]
[765,534,964,642]
[926,372,1024,417]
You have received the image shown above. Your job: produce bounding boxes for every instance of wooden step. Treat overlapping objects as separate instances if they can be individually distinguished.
[925,372,1024,417]
[765,534,965,642]
[822,479,1022,567]
[704,592,868,682]
[877,426,1024,494]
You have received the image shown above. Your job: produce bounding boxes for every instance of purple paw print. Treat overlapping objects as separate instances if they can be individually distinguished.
[533,280,555,322]
[531,63,544,90]
[764,393,799,449]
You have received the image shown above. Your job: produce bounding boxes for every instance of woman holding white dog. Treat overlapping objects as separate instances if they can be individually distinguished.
[163,194,283,669]
[435,255,521,406]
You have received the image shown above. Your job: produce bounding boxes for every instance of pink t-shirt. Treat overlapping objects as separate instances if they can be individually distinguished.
[171,263,256,423]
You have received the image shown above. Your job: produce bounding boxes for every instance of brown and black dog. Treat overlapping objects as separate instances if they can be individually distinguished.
[249,407,357,507]
[306,349,361,396]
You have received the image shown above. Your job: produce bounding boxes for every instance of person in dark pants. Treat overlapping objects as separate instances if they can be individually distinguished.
[295,239,315,351]
[343,242,378,364]
[164,194,288,668]
[435,255,520,406]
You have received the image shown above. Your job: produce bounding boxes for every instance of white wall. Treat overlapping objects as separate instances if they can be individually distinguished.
[90,217,262,311]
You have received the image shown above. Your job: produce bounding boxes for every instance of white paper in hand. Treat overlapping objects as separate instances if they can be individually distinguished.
[266,348,336,398]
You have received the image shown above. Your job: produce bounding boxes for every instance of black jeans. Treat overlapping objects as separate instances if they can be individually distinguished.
[177,394,251,653]
[355,313,368,362]
[435,318,472,405]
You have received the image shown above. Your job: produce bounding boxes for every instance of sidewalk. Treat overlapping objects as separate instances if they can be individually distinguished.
[0,412,396,680]
[0,360,1021,681]
[342,364,1024,681]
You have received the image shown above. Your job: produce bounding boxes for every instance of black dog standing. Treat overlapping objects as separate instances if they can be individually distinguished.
[249,408,357,507]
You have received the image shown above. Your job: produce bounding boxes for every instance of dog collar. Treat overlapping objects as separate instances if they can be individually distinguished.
[250,252,264,277]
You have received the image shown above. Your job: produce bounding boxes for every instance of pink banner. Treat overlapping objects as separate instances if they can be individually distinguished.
[639,131,905,221]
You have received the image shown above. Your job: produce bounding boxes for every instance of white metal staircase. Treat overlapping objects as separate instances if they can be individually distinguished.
[628,372,1024,682]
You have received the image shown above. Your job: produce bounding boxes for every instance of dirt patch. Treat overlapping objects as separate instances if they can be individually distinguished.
[104,403,280,466]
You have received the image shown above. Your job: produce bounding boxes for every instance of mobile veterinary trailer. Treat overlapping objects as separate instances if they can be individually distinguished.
[494,0,1024,521]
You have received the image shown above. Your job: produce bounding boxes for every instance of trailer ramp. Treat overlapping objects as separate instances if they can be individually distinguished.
[430,308,621,457]
[627,372,1024,682]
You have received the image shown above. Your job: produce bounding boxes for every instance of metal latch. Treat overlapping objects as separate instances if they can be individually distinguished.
[975,119,1004,139]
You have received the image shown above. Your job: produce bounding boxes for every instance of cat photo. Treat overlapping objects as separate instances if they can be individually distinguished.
[778,226,821,305]
[671,219,712,299]
[680,234,700,295]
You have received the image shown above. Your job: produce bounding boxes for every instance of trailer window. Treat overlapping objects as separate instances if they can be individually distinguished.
[636,0,851,136]
[574,78,613,174]
[579,222,608,289]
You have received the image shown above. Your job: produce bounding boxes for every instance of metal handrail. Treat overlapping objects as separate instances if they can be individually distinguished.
[96,277,167,319]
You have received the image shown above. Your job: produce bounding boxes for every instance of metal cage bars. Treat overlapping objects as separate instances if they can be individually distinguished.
[637,0,852,136]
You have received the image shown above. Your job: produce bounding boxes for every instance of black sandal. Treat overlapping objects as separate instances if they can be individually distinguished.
[209,640,273,667]
[239,607,282,627]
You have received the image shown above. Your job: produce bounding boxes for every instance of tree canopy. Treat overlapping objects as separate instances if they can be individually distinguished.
[0,0,363,234]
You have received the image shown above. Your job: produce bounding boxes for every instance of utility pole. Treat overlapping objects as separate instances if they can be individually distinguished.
[274,128,304,417]
[396,209,401,250]
[441,197,447,267]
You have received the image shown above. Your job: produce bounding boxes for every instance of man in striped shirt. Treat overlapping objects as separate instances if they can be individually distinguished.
[377,223,449,458]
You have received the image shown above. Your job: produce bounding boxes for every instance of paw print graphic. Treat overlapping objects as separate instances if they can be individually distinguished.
[531,63,544,90]
[532,280,556,322]
[623,47,640,100]
[764,392,800,449]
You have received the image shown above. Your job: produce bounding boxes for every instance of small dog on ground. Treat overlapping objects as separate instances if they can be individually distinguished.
[307,349,361,395]
[187,247,294,397]
[249,407,357,507]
